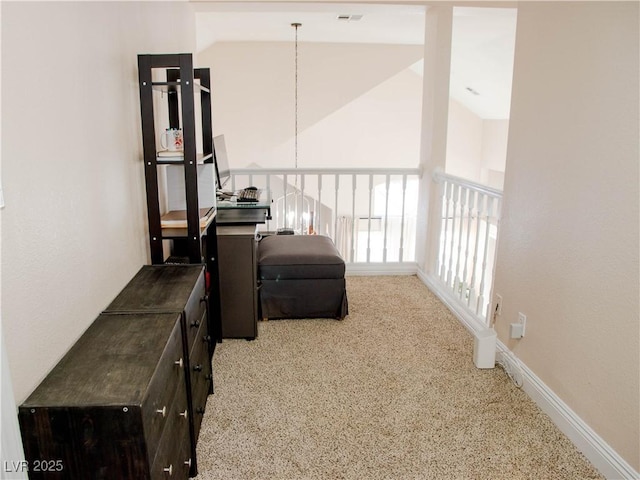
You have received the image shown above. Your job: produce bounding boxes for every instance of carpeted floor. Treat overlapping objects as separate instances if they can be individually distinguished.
[195,275,603,479]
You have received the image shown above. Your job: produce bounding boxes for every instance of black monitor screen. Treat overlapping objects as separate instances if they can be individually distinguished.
[213,134,231,190]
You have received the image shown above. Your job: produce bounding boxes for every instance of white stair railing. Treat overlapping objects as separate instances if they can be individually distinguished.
[433,171,502,324]
[228,167,421,267]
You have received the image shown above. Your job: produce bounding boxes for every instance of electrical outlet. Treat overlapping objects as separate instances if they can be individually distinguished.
[495,294,503,316]
[518,312,527,336]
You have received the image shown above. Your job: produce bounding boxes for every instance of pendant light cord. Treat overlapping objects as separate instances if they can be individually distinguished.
[290,22,301,230]
[292,23,301,171]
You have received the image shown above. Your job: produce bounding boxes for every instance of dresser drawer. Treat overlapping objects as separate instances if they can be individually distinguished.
[142,320,185,465]
[151,440,190,480]
[189,319,212,441]
[151,382,191,480]
[184,295,207,356]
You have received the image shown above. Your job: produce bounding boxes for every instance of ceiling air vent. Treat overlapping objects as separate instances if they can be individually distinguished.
[337,14,363,21]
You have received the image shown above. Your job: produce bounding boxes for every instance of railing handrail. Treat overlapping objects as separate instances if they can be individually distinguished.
[433,169,503,199]
[231,167,423,176]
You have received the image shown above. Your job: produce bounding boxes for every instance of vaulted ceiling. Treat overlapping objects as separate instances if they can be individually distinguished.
[193,3,517,120]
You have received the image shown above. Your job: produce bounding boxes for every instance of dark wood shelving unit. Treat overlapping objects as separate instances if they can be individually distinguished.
[137,52,222,341]
[138,53,213,265]
[137,53,223,478]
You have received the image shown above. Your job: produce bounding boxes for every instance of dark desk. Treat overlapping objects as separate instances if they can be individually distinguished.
[215,199,269,340]
[216,199,272,225]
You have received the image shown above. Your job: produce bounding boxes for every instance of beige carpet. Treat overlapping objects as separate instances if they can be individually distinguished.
[195,275,603,479]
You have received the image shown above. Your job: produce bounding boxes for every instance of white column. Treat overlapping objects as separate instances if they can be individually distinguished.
[416,6,453,275]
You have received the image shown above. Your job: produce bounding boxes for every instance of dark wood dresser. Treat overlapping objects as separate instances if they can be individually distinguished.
[19,264,212,479]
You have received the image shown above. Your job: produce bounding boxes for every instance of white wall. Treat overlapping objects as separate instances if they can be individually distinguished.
[445,98,508,189]
[198,41,423,169]
[0,5,26,473]
[494,2,639,471]
[1,2,196,404]
[445,98,483,181]
[297,68,423,169]
[480,119,507,189]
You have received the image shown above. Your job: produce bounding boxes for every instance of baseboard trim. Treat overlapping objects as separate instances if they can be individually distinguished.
[496,342,639,480]
[346,262,418,276]
[417,268,639,480]
[417,270,487,336]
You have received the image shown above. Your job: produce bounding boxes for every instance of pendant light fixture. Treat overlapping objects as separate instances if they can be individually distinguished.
[277,22,309,233]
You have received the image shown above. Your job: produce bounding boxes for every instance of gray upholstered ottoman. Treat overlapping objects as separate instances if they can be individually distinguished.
[257,235,348,320]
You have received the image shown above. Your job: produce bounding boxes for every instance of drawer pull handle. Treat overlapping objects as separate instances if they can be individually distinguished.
[163,464,173,476]
[175,358,183,368]
[156,406,167,417]
[203,335,211,343]
[180,409,189,420]
[206,374,213,381]
[197,407,205,415]
[190,319,200,328]
[193,364,203,372]
[184,459,192,468]
[200,295,209,304]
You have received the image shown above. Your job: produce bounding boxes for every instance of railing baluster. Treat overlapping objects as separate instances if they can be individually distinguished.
[468,192,483,308]
[462,189,475,306]
[266,174,271,230]
[447,184,459,286]
[439,181,452,280]
[399,174,407,262]
[317,175,322,235]
[351,174,357,263]
[283,174,288,229]
[454,187,468,298]
[383,174,390,263]
[366,175,373,262]
[334,174,339,240]
[300,174,305,233]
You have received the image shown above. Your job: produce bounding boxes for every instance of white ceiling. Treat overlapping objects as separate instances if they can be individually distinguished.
[195,3,427,46]
[194,3,517,119]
